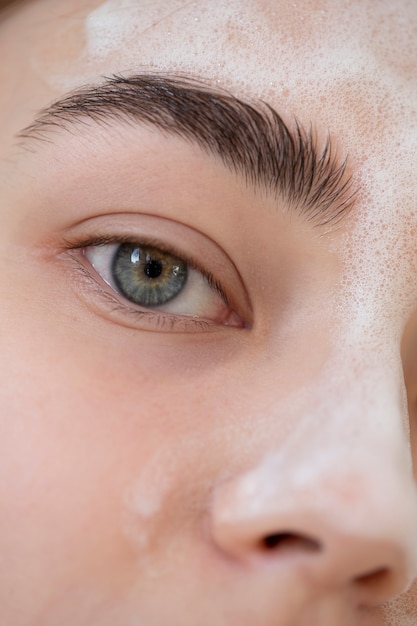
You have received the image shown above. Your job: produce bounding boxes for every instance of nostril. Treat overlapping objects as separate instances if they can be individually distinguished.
[261,532,322,554]
[355,567,392,596]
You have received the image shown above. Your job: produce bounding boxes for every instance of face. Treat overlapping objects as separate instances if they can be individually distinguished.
[2,0,417,624]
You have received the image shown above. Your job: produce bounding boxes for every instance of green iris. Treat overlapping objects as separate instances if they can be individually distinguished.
[112,243,188,307]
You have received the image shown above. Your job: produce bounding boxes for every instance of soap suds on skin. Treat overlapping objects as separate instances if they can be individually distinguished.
[122,448,176,553]
[85,0,195,60]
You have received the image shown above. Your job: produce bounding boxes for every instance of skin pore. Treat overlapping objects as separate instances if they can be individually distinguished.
[2,0,417,625]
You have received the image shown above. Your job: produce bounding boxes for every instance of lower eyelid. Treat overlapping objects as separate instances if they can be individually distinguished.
[71,256,215,332]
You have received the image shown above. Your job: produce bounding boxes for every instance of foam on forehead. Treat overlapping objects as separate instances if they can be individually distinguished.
[84,0,417,97]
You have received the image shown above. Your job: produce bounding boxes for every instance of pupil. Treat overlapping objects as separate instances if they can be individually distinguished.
[144,259,163,279]
[113,243,188,308]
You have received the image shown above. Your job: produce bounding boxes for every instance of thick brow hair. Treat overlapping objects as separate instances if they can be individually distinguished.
[19,74,356,226]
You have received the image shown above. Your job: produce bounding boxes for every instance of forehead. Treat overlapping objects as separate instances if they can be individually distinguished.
[1,3,417,224]
[1,1,417,146]
[3,1,417,84]
[1,0,417,220]
[2,0,416,198]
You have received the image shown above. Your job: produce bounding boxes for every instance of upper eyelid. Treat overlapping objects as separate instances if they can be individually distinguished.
[17,74,356,229]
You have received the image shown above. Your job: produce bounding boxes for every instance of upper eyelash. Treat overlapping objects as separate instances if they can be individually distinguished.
[64,233,231,307]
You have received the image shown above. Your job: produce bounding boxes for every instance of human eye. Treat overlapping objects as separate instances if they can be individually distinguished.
[63,215,250,333]
[84,238,243,327]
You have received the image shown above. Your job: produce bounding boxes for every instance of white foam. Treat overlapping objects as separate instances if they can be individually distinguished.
[122,447,175,554]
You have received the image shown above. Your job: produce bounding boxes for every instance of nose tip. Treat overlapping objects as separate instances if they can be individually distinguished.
[212,514,409,606]
[211,468,417,608]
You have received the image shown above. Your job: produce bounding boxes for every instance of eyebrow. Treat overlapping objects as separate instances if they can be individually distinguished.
[18,74,356,226]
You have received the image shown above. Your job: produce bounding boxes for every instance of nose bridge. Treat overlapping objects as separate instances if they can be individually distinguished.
[252,340,413,494]
[210,347,417,608]
[278,331,411,465]
[287,359,410,483]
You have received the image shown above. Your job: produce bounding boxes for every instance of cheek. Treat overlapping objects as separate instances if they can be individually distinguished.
[0,313,175,616]
[0,360,127,613]
[0,291,235,608]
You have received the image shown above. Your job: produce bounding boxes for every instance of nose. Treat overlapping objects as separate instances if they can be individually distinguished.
[210,395,417,610]
[212,471,416,607]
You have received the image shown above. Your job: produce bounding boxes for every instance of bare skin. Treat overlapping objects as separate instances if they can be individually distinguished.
[1,1,417,625]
